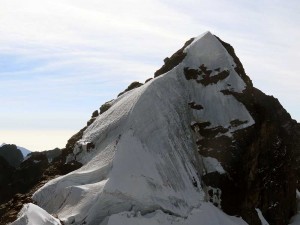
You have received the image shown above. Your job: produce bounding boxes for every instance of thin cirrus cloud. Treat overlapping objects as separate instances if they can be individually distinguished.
[0,0,299,151]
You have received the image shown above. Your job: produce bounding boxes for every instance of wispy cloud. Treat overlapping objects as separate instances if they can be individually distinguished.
[0,0,299,150]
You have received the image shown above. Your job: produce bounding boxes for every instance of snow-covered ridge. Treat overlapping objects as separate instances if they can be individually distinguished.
[13,31,253,225]
[11,203,61,225]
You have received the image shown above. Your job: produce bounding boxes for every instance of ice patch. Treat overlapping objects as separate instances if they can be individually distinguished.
[203,157,226,174]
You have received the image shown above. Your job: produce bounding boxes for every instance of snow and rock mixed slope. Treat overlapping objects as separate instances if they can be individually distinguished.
[11,31,300,225]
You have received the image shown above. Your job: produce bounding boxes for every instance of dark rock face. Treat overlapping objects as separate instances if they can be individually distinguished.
[99,100,114,114]
[183,65,230,85]
[0,145,82,224]
[238,92,296,225]
[0,152,50,222]
[92,110,99,118]
[0,129,92,224]
[145,78,153,83]
[0,144,23,168]
[188,101,203,110]
[294,123,300,189]
[0,156,14,202]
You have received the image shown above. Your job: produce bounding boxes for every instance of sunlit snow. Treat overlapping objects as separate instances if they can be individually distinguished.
[14,31,253,225]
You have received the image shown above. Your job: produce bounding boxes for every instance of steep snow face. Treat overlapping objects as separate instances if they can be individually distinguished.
[33,71,205,225]
[28,32,253,225]
[183,31,254,132]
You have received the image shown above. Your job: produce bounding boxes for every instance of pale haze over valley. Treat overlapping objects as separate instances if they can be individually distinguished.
[0,0,299,151]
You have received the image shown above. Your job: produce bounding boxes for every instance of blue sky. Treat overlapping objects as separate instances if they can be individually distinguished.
[0,0,299,151]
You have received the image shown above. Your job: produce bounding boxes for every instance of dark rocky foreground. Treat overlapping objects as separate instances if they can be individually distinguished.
[0,147,81,224]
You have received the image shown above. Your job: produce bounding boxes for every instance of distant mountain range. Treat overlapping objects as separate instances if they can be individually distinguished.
[1,143,31,157]
[0,144,63,219]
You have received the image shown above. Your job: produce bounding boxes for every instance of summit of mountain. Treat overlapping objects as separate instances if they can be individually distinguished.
[3,32,300,225]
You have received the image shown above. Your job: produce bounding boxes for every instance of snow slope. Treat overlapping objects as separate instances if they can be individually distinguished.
[13,32,253,225]
[11,203,61,225]
[107,202,248,225]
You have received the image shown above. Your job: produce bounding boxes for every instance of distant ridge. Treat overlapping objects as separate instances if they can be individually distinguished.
[1,143,31,157]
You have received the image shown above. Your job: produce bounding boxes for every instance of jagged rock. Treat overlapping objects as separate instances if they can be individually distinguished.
[145,78,152,83]
[0,144,81,224]
[184,67,199,80]
[91,110,99,118]
[230,119,248,128]
[86,117,96,126]
[154,38,194,77]
[0,144,23,168]
[99,100,114,114]
[117,81,143,97]
[188,101,204,110]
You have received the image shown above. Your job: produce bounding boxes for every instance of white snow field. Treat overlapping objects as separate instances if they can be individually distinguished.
[12,32,254,225]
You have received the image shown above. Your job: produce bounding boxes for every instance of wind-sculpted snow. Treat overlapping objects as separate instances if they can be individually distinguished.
[32,74,205,224]
[15,32,253,225]
[11,203,61,225]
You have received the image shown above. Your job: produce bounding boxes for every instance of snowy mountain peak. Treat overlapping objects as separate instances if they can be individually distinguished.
[22,31,253,225]
[184,31,216,51]
[8,32,300,225]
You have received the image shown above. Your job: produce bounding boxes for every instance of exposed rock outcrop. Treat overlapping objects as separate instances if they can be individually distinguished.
[154,38,194,77]
[117,81,143,97]
[0,144,23,168]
